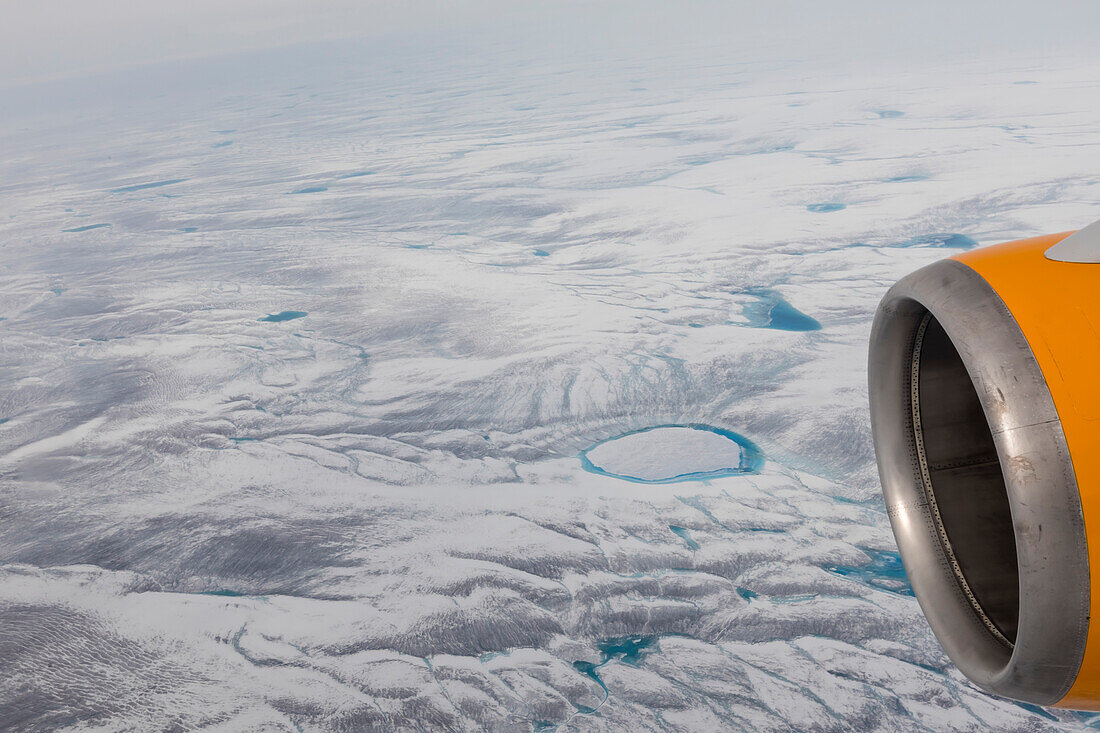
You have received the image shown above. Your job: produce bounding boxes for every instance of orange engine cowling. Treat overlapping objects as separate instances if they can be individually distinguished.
[868,221,1100,709]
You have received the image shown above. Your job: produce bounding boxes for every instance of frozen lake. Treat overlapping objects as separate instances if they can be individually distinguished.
[1,8,1099,730]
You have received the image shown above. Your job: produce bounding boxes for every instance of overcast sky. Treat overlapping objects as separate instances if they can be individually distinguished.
[0,1,500,85]
[2,0,1099,88]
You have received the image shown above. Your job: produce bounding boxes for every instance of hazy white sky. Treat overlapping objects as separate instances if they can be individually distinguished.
[0,1,508,85]
[1,0,1098,88]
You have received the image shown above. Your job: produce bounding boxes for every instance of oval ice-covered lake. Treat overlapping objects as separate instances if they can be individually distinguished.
[580,424,764,483]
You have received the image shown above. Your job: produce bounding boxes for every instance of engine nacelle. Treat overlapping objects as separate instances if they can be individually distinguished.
[869,221,1100,708]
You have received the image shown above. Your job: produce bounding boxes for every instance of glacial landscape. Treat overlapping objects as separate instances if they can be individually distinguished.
[2,5,1099,729]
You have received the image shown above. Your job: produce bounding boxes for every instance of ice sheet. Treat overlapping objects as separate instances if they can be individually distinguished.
[1,12,1099,731]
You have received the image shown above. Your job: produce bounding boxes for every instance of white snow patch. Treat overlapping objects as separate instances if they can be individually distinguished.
[584,427,744,481]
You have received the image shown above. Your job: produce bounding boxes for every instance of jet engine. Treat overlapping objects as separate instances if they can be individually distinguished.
[869,221,1100,708]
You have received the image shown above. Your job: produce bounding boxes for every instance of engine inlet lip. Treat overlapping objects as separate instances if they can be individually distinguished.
[869,258,1090,705]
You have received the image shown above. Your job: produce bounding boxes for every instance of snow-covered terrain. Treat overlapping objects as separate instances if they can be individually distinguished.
[581,426,757,484]
[2,7,1099,730]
